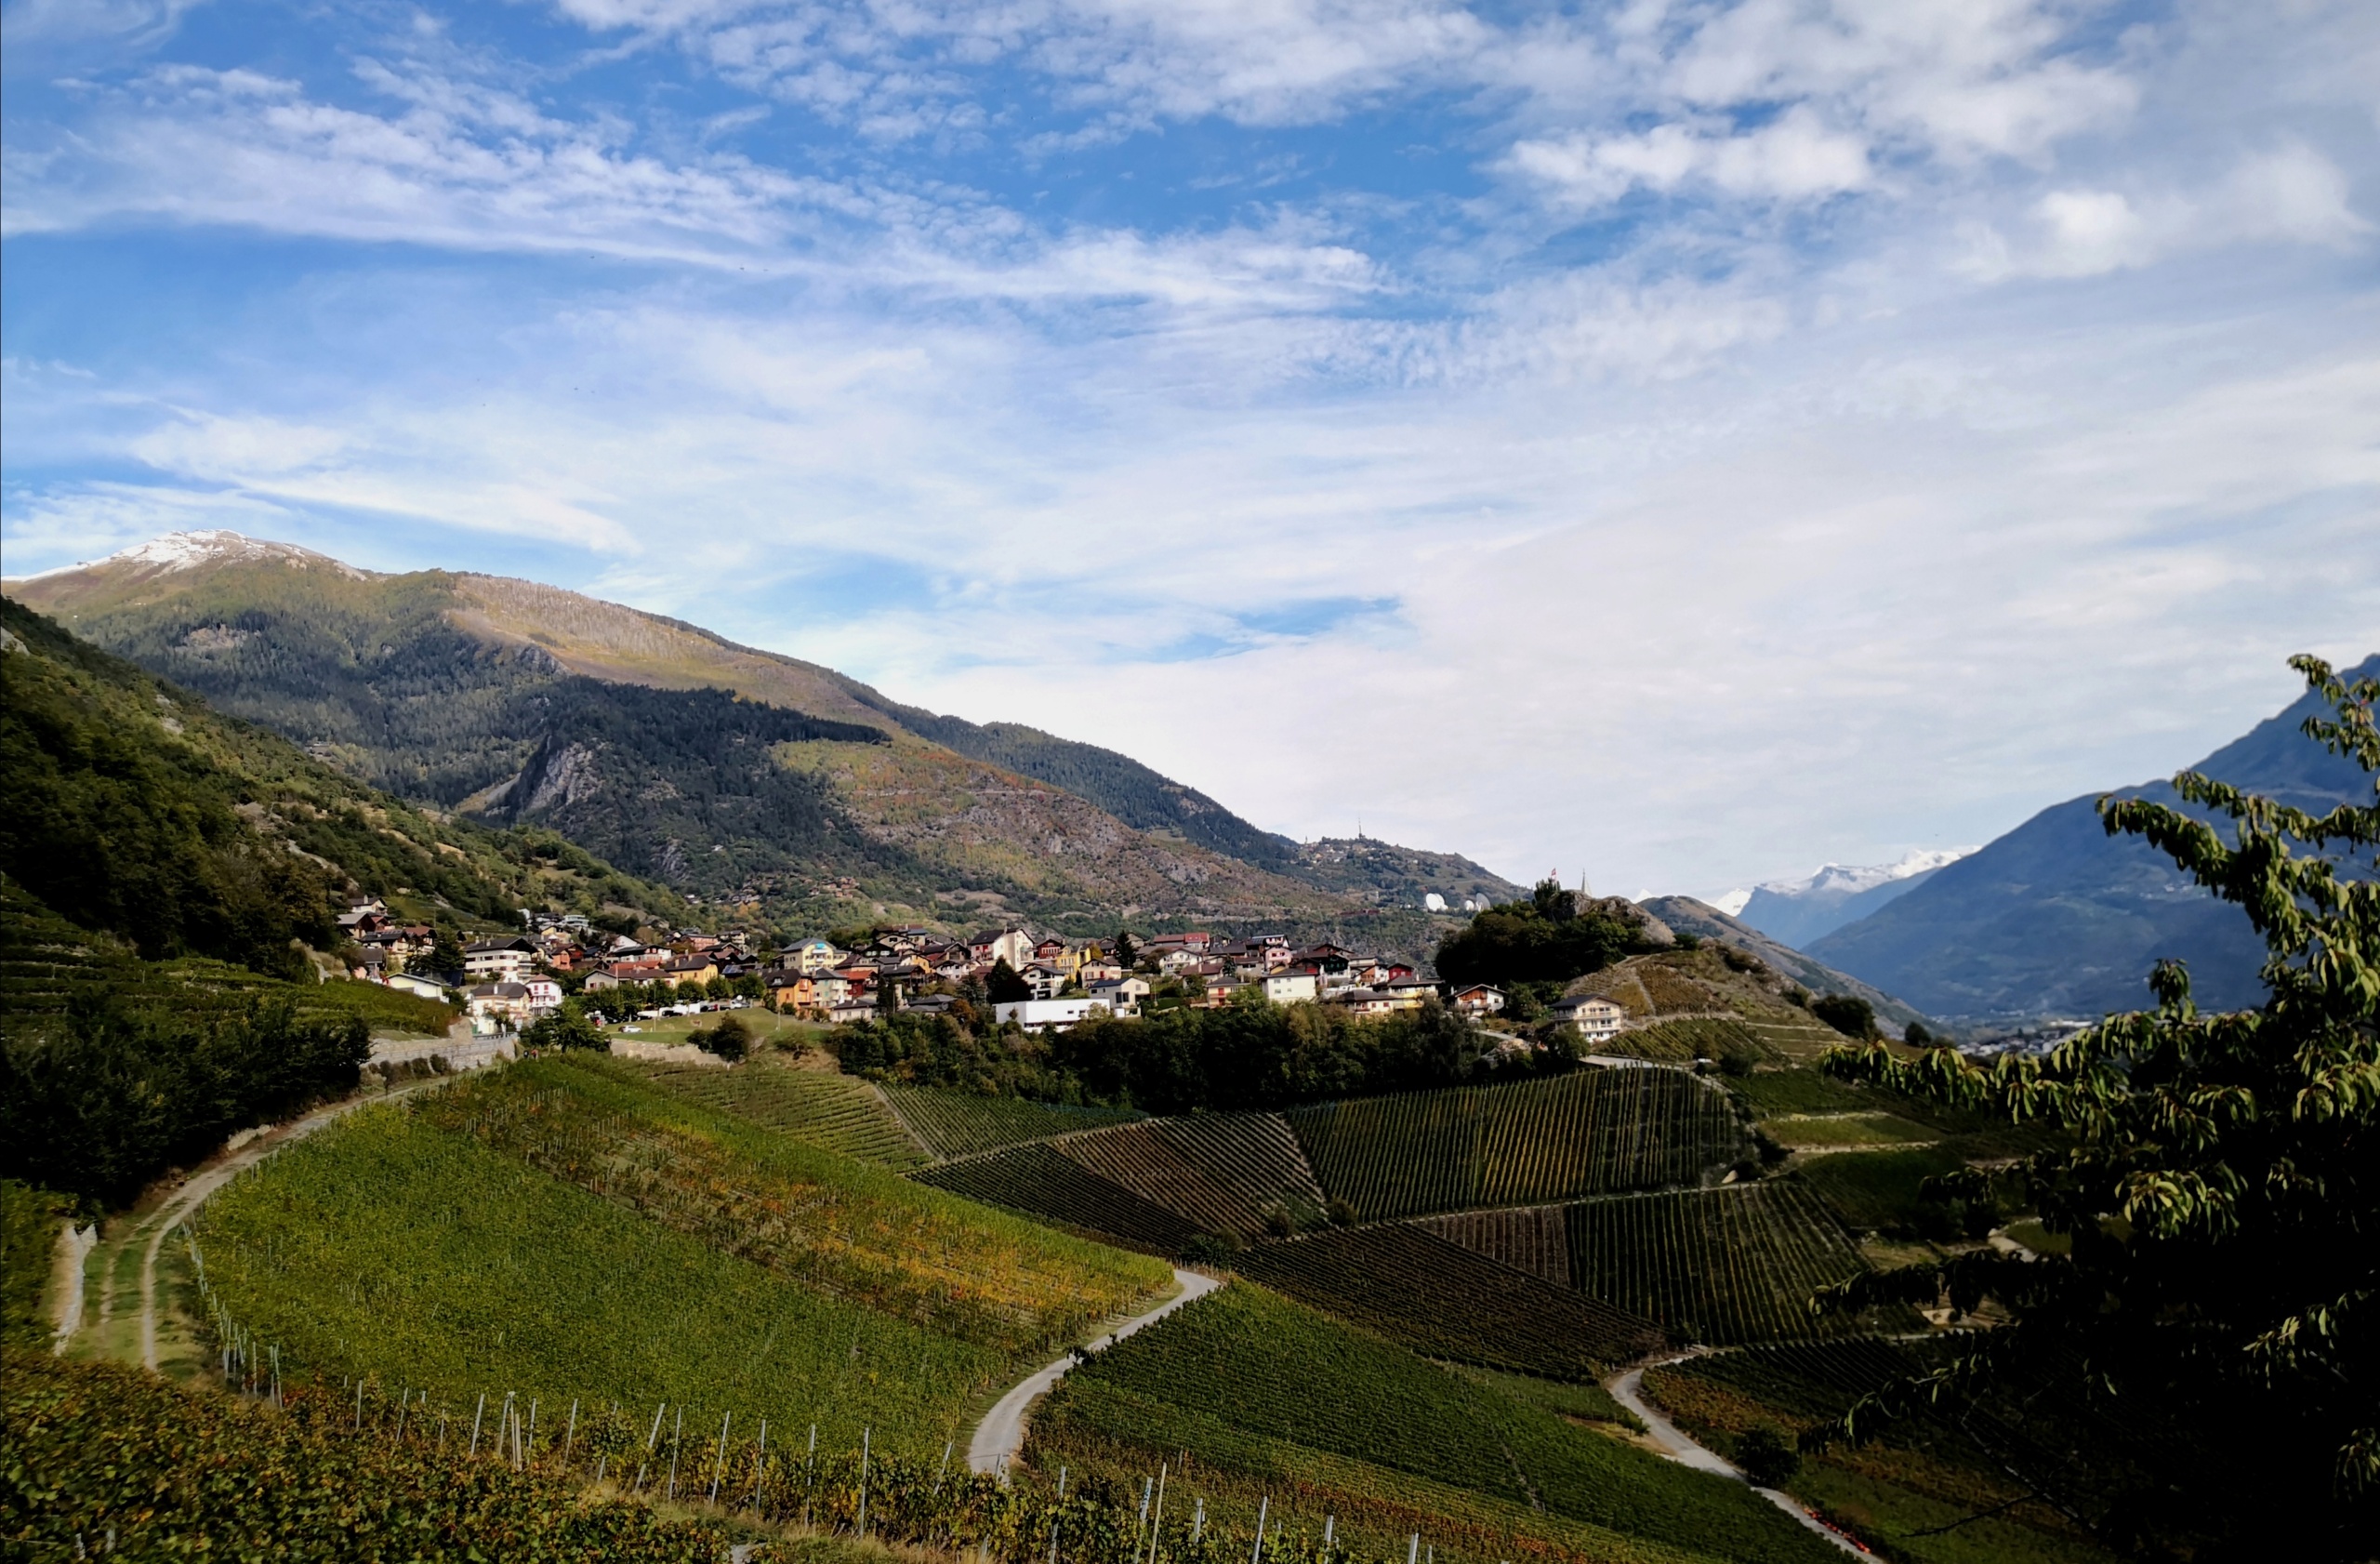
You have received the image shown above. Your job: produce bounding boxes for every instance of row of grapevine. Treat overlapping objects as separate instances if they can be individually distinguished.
[1286,1070,1747,1222]
[882,1085,1144,1160]
[416,1059,1168,1354]
[1414,1204,1568,1286]
[915,1144,1204,1255]
[1057,1114,1328,1239]
[1563,1184,1873,1345]
[1232,1223,1663,1377]
[615,1055,929,1166]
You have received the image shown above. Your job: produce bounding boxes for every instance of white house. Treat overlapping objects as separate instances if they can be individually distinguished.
[969,927,1035,971]
[786,939,844,974]
[467,981,540,1032]
[1087,976,1151,1016]
[463,937,537,982]
[994,997,1113,1031]
[1551,994,1626,1043]
[1262,972,1319,1004]
[1450,984,1505,1015]
[384,972,448,1001]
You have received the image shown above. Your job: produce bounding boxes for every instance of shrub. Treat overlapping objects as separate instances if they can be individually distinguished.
[1807,994,1875,1039]
[1733,1426,1801,1487]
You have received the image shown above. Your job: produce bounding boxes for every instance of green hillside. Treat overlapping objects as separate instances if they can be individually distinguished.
[185,1059,1172,1454]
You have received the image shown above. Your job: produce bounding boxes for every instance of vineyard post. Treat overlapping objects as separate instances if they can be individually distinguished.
[1145,1463,1169,1564]
[710,1411,732,1504]
[803,1423,818,1526]
[937,1439,952,1493]
[438,1413,448,1452]
[858,1426,871,1538]
[564,1400,577,1466]
[395,1389,408,1447]
[516,1400,527,1471]
[635,1400,665,1493]
[750,1420,769,1510]
[1251,1498,1269,1564]
[668,1406,683,1500]
[355,1378,364,1430]
[1192,1498,1203,1544]
[469,1394,485,1458]
[528,1398,538,1463]
[1137,1477,1152,1543]
[1324,1518,1333,1549]
[1407,1534,1418,1564]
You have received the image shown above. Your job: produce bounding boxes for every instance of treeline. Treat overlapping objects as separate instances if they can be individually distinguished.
[0,997,366,1206]
[835,998,1566,1115]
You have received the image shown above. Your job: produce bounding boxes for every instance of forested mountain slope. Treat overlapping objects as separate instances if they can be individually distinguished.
[1805,655,2377,1021]
[8,534,1498,940]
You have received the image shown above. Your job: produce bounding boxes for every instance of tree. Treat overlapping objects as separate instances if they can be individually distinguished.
[522,1001,604,1052]
[1733,1427,1800,1489]
[1807,656,2378,1559]
[1903,1019,1933,1046]
[1114,930,1139,969]
[986,958,1032,1005]
[691,1014,750,1061]
[1807,993,1876,1040]
[425,928,466,979]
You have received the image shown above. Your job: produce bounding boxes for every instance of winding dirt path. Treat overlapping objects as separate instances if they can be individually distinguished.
[968,1268,1222,1476]
[1606,1360,1869,1557]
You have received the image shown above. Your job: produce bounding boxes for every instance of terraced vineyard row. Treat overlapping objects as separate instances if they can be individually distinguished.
[880,1085,1142,1160]
[1234,1223,1663,1376]
[914,1144,1202,1254]
[1286,1069,1747,1221]
[1417,1204,1569,1286]
[1598,1018,1777,1067]
[1059,1113,1327,1239]
[1564,1183,1872,1344]
[610,1056,927,1166]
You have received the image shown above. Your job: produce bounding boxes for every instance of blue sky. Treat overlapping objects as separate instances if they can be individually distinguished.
[4,0,2375,901]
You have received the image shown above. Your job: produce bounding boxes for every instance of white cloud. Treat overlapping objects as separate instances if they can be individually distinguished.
[1507,106,1872,210]
[1966,143,2370,278]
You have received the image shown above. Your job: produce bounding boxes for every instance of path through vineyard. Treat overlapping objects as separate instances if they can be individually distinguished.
[1606,1360,1866,1557]
[967,1268,1222,1475]
[64,1072,461,1372]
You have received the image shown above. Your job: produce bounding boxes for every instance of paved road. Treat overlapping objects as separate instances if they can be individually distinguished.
[1607,1361,1870,1557]
[968,1268,1223,1476]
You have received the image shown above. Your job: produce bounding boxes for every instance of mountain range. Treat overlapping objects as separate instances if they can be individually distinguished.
[7,532,1523,955]
[1803,657,2375,1023]
[1732,848,1978,950]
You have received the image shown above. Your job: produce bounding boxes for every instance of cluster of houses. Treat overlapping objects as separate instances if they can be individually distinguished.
[343,897,1632,1041]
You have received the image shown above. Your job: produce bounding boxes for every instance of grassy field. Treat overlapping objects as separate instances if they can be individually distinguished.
[1285,1070,1747,1222]
[609,1010,826,1049]
[1791,1146,1974,1231]
[1566,1184,1883,1344]
[1761,1113,1938,1151]
[1598,1018,1778,1067]
[603,1054,927,1167]
[879,1086,1142,1160]
[1031,1282,1843,1564]
[1233,1221,1663,1376]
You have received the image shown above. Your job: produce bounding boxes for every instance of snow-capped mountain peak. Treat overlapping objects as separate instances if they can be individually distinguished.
[1757,847,1977,899]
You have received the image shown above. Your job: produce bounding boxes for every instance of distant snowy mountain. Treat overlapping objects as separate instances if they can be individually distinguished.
[1711,888,1753,917]
[1736,847,1978,950]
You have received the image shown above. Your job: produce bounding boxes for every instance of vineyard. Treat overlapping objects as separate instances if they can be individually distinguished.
[1594,1019,1776,1067]
[1286,1070,1747,1222]
[412,1057,1169,1354]
[1056,1114,1328,1239]
[1791,1146,1972,1231]
[1036,1284,1842,1564]
[1725,1069,1872,1119]
[915,1143,1204,1254]
[187,1102,1004,1454]
[604,1054,929,1166]
[882,1085,1143,1160]
[1564,1184,1879,1344]
[1418,1203,1570,1285]
[1233,1223,1663,1376]
[3,1351,732,1560]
